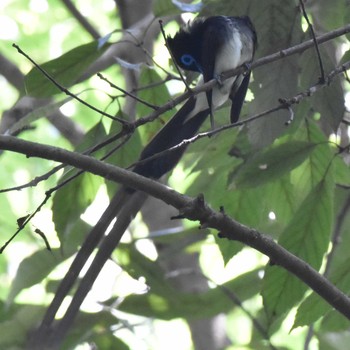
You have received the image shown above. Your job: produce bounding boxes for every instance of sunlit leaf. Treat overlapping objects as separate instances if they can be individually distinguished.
[8,96,72,135]
[300,49,344,131]
[228,141,317,189]
[333,155,350,187]
[0,305,45,348]
[153,0,181,17]
[247,3,303,148]
[320,309,350,332]
[215,235,244,265]
[62,310,124,350]
[136,68,173,143]
[53,172,101,244]
[105,114,143,195]
[293,256,350,329]
[25,41,110,97]
[262,176,334,325]
[52,122,106,244]
[110,267,261,320]
[7,220,90,304]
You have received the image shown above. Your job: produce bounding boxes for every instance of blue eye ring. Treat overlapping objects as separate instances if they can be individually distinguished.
[180,54,203,73]
[181,54,195,66]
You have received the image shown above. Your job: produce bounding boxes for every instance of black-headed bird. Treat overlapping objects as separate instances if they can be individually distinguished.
[42,17,258,339]
[134,15,257,179]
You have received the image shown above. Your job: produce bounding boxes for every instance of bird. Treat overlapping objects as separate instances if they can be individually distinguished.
[35,15,258,345]
[133,15,257,180]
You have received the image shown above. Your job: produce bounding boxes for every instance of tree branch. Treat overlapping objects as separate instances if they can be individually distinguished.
[0,53,24,90]
[1,134,350,321]
[133,23,350,129]
[0,96,84,146]
[3,20,350,350]
[61,0,100,39]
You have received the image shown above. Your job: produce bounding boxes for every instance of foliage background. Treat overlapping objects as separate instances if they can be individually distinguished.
[1,0,350,349]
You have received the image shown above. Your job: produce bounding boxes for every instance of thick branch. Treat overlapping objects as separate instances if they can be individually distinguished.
[1,134,350,320]
[0,97,84,146]
[61,0,100,39]
[0,53,24,90]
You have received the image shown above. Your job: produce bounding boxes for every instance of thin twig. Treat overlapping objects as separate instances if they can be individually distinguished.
[15,54,341,199]
[5,23,350,346]
[98,72,158,109]
[61,0,100,39]
[0,190,51,253]
[126,59,350,172]
[0,127,128,194]
[12,44,128,125]
[123,26,177,78]
[324,195,350,278]
[299,0,325,82]
[131,74,178,93]
[0,130,130,246]
[196,272,277,350]
[0,163,65,193]
[159,19,192,91]
[12,24,350,137]
[2,135,350,321]
[135,23,350,131]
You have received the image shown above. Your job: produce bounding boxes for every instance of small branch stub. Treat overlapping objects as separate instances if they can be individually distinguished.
[171,193,207,220]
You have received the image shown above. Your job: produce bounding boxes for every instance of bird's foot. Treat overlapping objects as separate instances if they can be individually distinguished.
[214,73,224,87]
[243,62,252,75]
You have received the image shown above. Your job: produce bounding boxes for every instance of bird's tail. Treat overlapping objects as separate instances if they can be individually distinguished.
[35,95,211,342]
[133,96,209,179]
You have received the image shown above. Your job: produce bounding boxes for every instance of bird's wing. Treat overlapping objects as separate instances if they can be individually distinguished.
[133,96,209,179]
[200,21,225,128]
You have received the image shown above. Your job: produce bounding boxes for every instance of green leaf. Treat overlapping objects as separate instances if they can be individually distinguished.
[228,141,317,189]
[0,304,45,348]
[52,172,101,244]
[25,40,110,97]
[8,97,73,135]
[294,256,350,329]
[188,165,266,228]
[111,244,261,320]
[153,0,181,17]
[136,68,172,144]
[293,291,330,329]
[187,131,299,233]
[266,177,297,232]
[300,49,344,131]
[190,129,239,173]
[114,268,261,320]
[117,243,180,296]
[247,0,303,148]
[52,122,106,244]
[0,302,122,350]
[86,335,129,350]
[311,0,347,30]
[333,155,350,187]
[340,49,350,65]
[320,309,350,332]
[215,235,244,265]
[62,310,124,350]
[105,116,143,195]
[7,249,61,305]
[7,220,90,304]
[318,331,350,350]
[262,176,334,325]
[290,121,334,199]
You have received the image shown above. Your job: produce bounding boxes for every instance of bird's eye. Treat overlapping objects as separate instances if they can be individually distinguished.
[181,54,195,66]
